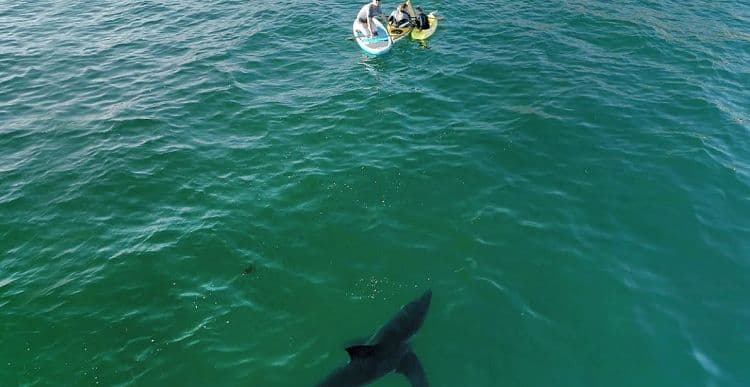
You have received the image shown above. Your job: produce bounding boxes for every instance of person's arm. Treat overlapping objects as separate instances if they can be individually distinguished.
[374,7,386,27]
[372,7,386,35]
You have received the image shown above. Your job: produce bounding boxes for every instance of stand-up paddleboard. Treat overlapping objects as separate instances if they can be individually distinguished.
[387,23,413,43]
[411,12,438,40]
[353,18,392,56]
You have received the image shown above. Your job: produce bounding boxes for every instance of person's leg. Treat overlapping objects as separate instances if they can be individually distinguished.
[356,20,368,36]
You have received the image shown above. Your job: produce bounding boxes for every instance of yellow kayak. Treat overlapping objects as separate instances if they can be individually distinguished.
[411,13,438,40]
[387,24,413,43]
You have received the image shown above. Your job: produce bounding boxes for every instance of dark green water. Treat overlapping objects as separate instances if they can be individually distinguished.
[1,0,749,386]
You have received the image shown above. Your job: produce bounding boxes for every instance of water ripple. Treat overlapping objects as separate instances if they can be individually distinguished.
[2,0,749,386]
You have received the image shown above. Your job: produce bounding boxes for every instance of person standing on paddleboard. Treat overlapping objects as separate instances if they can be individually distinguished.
[356,0,384,38]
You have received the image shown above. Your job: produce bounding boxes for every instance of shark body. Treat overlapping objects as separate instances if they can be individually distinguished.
[314,290,432,387]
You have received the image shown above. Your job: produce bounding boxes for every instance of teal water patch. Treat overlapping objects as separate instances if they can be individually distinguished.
[1,0,749,386]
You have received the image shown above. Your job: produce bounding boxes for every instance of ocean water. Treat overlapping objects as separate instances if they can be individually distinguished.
[1,0,749,386]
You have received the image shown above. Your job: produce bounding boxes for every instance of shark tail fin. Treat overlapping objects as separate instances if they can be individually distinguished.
[397,350,429,387]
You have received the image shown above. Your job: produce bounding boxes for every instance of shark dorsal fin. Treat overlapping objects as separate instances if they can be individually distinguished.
[345,344,378,359]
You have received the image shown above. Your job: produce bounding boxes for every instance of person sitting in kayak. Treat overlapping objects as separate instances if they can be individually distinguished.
[356,0,384,38]
[414,6,430,30]
[388,3,412,28]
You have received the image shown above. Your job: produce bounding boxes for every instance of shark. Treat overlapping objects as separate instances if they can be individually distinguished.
[314,289,432,387]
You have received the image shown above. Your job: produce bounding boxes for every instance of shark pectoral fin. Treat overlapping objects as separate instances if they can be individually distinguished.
[396,350,429,387]
[345,344,378,359]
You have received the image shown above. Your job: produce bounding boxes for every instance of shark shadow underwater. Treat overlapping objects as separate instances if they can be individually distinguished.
[314,289,432,387]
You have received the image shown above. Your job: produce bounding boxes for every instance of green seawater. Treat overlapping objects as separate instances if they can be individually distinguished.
[1,0,749,386]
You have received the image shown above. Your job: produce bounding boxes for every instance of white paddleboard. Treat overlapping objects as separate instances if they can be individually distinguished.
[352,18,392,56]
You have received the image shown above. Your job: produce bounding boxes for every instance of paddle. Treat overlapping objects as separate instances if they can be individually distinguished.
[347,33,400,41]
[405,0,417,19]
[361,32,390,43]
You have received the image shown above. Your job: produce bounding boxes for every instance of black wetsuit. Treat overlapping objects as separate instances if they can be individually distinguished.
[415,12,429,29]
